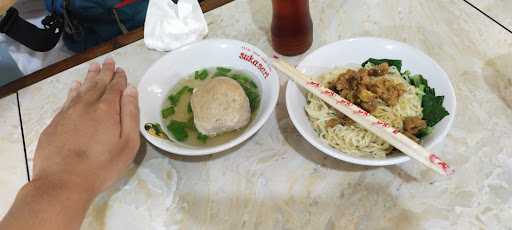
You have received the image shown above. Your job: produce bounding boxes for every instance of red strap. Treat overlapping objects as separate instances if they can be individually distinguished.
[115,0,139,9]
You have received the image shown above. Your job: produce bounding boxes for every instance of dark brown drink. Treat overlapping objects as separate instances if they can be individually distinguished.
[271,0,313,56]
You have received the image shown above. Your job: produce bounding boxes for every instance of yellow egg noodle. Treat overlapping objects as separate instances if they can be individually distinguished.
[304,66,422,159]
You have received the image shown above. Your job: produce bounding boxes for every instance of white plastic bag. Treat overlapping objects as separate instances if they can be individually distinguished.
[144,0,208,51]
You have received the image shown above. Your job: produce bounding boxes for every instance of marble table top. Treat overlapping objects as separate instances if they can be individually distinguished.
[471,0,512,30]
[2,0,512,229]
[0,95,26,218]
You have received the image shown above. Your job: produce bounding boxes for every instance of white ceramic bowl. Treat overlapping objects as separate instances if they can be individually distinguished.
[139,39,280,156]
[286,37,456,166]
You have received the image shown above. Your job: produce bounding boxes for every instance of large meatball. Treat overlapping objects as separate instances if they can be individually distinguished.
[190,77,251,136]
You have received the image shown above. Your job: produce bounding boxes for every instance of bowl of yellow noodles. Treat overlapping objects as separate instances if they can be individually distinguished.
[286,37,456,166]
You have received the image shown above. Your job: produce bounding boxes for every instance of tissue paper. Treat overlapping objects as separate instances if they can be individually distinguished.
[144,0,208,51]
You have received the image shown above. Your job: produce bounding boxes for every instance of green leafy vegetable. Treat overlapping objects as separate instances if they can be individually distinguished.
[152,123,164,134]
[405,73,449,136]
[168,86,193,106]
[214,67,232,76]
[161,107,175,118]
[144,123,168,139]
[144,122,164,134]
[197,133,208,143]
[416,126,433,138]
[362,58,402,72]
[231,74,257,88]
[408,73,428,88]
[180,118,207,143]
[230,73,260,111]
[421,93,449,127]
[167,120,189,141]
[194,69,209,80]
[244,87,260,112]
[361,59,449,138]
[404,72,427,100]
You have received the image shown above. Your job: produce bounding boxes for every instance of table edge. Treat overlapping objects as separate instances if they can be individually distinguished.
[0,0,234,98]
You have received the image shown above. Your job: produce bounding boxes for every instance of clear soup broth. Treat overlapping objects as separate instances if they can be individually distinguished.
[161,67,260,147]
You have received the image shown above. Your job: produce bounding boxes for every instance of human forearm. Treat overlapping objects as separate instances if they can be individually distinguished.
[0,59,139,229]
[0,177,96,230]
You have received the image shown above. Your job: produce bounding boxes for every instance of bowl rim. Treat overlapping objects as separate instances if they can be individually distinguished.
[286,36,457,166]
[138,38,280,156]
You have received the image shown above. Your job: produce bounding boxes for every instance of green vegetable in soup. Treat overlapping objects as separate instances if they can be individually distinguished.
[214,67,232,76]
[161,106,175,118]
[244,87,260,112]
[195,69,209,80]
[230,73,260,111]
[163,67,258,146]
[231,74,258,88]
[151,123,164,133]
[167,120,189,141]
[144,123,169,139]
[197,132,208,143]
[168,86,193,106]
[185,117,209,143]
[362,58,403,72]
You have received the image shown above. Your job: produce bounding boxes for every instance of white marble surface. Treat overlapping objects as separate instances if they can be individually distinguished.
[471,0,512,30]
[14,0,512,229]
[0,95,28,218]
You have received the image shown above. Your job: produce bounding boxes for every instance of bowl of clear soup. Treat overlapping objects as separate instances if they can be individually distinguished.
[138,39,280,156]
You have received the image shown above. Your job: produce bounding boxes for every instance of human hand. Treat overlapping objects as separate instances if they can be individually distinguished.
[32,58,140,197]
